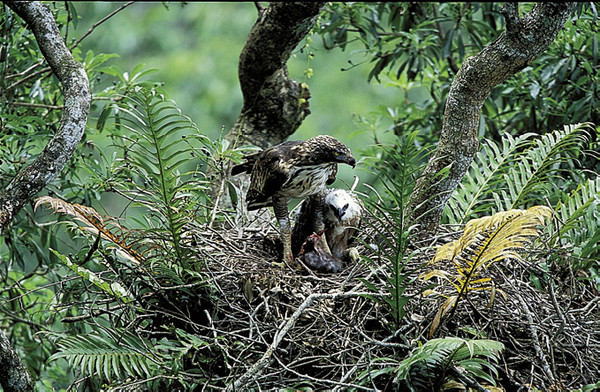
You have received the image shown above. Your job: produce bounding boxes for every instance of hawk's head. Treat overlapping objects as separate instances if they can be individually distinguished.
[324,189,362,225]
[296,135,356,168]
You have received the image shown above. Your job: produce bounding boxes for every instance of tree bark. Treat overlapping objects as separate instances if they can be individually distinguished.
[213,3,324,215]
[0,330,33,392]
[0,1,91,235]
[407,2,575,236]
[226,2,325,149]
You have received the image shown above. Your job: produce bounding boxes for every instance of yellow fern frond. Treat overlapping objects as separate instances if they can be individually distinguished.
[432,206,552,265]
[35,196,149,264]
[422,206,552,336]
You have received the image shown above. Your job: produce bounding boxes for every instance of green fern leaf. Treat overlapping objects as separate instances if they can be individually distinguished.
[550,176,600,261]
[395,337,504,390]
[106,87,208,269]
[446,123,592,224]
[48,329,159,382]
[447,132,534,224]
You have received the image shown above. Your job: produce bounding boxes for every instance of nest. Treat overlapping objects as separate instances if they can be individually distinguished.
[190,213,600,391]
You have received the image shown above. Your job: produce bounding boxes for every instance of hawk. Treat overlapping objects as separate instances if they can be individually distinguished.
[292,188,362,269]
[323,189,362,260]
[231,135,355,264]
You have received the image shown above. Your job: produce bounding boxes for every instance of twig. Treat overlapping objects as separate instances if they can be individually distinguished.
[8,101,63,110]
[70,1,135,50]
[516,292,556,386]
[334,323,416,391]
[226,291,370,391]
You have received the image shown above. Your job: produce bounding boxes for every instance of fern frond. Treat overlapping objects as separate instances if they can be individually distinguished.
[361,131,432,328]
[446,123,592,224]
[433,206,552,265]
[423,206,552,335]
[35,196,151,264]
[550,176,600,260]
[506,123,590,210]
[395,337,504,391]
[48,328,160,382]
[108,87,208,269]
[446,132,534,224]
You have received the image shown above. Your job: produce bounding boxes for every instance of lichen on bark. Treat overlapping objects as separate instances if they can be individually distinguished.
[407,2,575,238]
[0,1,91,235]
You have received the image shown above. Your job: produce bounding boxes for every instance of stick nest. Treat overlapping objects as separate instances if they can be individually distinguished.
[193,212,600,391]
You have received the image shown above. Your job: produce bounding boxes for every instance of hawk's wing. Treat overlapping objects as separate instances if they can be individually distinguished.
[231,151,262,176]
[246,147,291,210]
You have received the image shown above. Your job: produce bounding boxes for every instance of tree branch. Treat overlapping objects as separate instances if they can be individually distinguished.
[407,2,575,237]
[226,2,325,149]
[0,1,91,234]
[0,330,33,392]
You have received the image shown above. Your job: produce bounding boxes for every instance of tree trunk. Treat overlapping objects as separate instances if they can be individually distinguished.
[212,3,324,216]
[0,1,91,235]
[0,330,33,392]
[407,2,575,237]
[226,2,325,149]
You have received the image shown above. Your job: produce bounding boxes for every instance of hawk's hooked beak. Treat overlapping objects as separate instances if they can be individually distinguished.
[335,151,355,167]
[331,202,350,221]
[344,154,356,168]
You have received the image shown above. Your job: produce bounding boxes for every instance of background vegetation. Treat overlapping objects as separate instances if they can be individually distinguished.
[0,2,598,391]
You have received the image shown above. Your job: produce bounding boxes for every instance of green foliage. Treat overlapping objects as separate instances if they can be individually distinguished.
[0,4,128,387]
[550,176,600,267]
[48,328,160,383]
[447,124,592,223]
[316,3,599,146]
[101,85,208,269]
[50,249,133,303]
[446,123,599,268]
[356,337,504,391]
[394,337,504,391]
[2,2,599,390]
[360,131,431,328]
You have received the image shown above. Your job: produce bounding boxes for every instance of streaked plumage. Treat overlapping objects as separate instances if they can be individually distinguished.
[232,135,355,264]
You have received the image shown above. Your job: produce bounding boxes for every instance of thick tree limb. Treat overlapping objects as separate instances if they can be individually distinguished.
[0,1,91,234]
[226,2,325,149]
[0,330,33,392]
[408,2,575,237]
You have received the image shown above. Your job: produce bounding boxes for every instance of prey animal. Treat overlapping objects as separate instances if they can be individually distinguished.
[231,135,355,265]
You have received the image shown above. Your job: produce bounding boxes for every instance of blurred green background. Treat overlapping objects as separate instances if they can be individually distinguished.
[72,2,404,186]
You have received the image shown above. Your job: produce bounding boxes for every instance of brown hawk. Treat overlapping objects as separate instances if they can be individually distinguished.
[231,135,355,265]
